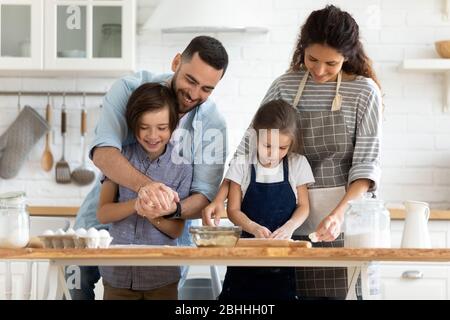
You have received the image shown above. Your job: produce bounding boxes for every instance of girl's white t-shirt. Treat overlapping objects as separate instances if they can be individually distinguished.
[225,153,315,200]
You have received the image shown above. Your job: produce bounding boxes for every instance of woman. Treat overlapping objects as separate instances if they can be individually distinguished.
[203,5,383,299]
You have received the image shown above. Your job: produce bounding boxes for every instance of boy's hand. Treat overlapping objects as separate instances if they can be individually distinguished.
[135,197,177,219]
[138,182,179,211]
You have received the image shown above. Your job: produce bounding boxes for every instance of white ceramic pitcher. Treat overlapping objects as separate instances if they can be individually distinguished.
[400,200,431,248]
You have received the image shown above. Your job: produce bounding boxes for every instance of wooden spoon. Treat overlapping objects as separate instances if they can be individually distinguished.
[40,102,54,172]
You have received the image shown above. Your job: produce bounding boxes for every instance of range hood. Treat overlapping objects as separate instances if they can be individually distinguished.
[141,0,269,34]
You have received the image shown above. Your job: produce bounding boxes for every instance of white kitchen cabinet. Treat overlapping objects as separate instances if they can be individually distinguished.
[0,262,36,299]
[379,263,450,300]
[0,0,43,70]
[0,0,135,75]
[44,0,135,73]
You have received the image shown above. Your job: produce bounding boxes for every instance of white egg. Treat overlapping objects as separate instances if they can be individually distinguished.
[43,229,54,236]
[66,228,76,235]
[55,228,66,235]
[98,229,110,238]
[76,228,87,237]
[87,227,99,238]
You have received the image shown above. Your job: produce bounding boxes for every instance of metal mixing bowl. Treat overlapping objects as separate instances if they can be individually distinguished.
[189,226,242,247]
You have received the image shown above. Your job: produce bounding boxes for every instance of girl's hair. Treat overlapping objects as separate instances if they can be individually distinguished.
[125,83,179,135]
[289,5,381,90]
[252,99,299,152]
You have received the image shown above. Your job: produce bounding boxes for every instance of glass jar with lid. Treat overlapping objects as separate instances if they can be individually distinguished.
[98,23,122,58]
[0,191,29,248]
[344,194,391,248]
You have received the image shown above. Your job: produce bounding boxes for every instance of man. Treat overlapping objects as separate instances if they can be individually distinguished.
[69,36,228,299]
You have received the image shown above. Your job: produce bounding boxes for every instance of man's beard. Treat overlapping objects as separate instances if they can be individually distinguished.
[171,72,203,114]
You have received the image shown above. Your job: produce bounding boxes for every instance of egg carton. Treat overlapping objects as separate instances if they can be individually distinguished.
[38,235,113,249]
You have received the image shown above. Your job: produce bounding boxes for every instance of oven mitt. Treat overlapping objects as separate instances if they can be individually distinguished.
[0,105,50,179]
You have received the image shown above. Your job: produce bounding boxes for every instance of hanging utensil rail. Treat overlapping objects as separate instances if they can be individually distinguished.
[0,91,106,97]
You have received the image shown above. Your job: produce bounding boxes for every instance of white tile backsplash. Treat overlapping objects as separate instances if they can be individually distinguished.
[0,1,449,209]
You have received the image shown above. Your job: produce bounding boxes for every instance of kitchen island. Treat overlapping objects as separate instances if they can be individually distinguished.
[26,206,450,220]
[2,246,450,300]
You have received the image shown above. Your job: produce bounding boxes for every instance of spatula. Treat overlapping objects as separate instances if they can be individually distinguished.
[55,96,71,183]
[71,102,95,185]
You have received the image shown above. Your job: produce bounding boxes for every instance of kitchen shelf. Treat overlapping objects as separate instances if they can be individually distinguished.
[401,59,450,112]
[402,59,450,71]
[0,91,105,97]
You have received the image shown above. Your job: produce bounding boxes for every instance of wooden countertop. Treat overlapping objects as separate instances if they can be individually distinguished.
[389,208,450,220]
[28,206,450,220]
[28,206,79,217]
[2,247,450,262]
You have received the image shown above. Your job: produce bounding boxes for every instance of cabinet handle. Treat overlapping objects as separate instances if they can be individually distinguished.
[401,270,423,279]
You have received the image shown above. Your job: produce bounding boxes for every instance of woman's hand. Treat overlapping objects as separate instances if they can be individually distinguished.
[315,213,343,242]
[248,222,272,238]
[202,201,225,226]
[314,179,371,242]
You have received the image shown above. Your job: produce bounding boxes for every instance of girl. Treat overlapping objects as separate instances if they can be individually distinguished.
[218,99,314,300]
[205,5,383,299]
[97,83,193,300]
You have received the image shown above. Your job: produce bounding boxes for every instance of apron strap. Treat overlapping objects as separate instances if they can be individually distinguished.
[293,69,343,111]
[250,158,289,183]
[336,70,342,93]
[292,70,309,108]
[249,164,257,183]
[282,157,289,182]
[331,71,343,111]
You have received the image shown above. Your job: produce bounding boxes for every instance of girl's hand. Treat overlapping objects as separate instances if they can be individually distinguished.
[248,222,272,238]
[270,221,297,240]
[315,213,343,242]
[202,201,224,226]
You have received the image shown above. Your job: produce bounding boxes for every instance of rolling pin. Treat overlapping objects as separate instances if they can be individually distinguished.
[236,238,312,248]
